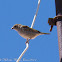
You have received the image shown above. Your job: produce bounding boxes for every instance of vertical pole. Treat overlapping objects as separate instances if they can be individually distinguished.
[57,21,62,62]
[55,0,62,62]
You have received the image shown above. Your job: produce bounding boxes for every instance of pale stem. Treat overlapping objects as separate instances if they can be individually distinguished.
[16,0,41,62]
[31,0,41,28]
[16,43,29,62]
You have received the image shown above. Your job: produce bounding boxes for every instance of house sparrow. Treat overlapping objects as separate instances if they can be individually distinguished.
[11,24,50,43]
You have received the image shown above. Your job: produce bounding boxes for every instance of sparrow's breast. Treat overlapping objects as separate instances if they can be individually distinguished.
[18,30,40,39]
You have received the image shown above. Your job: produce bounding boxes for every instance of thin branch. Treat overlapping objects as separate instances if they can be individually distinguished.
[16,0,41,62]
[31,0,41,28]
[16,43,29,62]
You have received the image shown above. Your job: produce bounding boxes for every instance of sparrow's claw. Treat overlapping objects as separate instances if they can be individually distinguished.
[25,40,29,44]
[25,39,31,44]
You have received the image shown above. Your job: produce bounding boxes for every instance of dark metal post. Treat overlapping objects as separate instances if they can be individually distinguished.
[48,0,62,62]
[55,0,62,62]
[57,21,62,62]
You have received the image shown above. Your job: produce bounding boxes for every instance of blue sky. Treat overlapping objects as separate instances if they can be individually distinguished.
[0,0,59,62]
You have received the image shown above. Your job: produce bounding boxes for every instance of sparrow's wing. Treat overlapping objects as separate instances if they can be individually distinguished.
[22,26,41,33]
[22,26,50,35]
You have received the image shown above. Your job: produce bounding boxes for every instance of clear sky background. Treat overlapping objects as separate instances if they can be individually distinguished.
[0,0,59,62]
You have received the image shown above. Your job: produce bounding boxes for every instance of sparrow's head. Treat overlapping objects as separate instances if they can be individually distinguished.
[11,24,22,31]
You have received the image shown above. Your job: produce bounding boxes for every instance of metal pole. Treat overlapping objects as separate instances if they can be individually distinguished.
[55,0,62,62]
[57,21,62,62]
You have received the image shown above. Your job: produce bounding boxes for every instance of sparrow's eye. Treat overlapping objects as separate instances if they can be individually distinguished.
[14,26,17,28]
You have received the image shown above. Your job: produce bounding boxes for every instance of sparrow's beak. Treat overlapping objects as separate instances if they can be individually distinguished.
[11,27,13,29]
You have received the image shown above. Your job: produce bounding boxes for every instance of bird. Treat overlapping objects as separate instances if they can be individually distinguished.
[11,24,50,43]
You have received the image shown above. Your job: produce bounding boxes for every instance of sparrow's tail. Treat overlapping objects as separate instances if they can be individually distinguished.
[40,32,50,35]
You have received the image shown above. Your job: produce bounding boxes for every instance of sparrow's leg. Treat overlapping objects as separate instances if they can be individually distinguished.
[25,39,29,44]
[25,39,31,44]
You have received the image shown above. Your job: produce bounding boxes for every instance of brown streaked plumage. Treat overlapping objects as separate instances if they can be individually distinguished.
[11,24,50,43]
